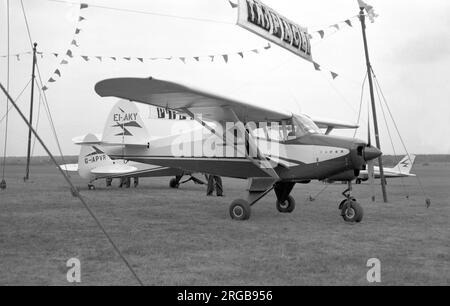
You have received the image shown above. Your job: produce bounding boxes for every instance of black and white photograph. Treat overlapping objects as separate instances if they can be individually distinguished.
[0,0,449,291]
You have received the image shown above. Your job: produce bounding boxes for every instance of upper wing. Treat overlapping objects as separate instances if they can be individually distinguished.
[95,77,290,123]
[309,116,359,131]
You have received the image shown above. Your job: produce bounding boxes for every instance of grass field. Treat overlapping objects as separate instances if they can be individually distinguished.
[0,162,449,285]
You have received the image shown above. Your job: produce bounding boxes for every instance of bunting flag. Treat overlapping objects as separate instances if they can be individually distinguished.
[228,0,238,8]
[309,15,359,41]
[358,0,379,23]
[312,61,340,80]
[42,2,89,91]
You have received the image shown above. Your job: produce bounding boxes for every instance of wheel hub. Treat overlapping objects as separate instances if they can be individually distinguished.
[233,206,244,218]
[345,207,355,219]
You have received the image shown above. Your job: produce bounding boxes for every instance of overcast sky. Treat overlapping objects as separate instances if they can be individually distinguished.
[1,0,449,157]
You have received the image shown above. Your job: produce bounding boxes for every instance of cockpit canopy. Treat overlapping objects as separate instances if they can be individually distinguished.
[254,114,321,142]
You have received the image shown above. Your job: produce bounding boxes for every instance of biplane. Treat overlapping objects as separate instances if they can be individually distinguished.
[60,100,205,189]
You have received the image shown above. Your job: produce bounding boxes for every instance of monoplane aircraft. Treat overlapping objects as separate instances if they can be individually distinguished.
[94,77,382,222]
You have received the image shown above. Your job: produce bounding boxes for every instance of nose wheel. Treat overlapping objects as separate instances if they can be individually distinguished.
[339,182,364,223]
[276,195,296,213]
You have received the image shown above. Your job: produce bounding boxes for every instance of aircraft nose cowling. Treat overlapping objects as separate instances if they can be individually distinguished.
[364,145,382,162]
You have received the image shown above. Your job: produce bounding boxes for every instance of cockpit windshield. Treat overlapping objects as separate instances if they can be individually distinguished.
[292,114,321,137]
[253,114,321,142]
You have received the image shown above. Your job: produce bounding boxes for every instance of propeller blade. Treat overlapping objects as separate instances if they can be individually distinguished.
[368,159,375,202]
[367,116,375,201]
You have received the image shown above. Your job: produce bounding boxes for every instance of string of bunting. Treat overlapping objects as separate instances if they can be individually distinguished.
[42,2,89,91]
[73,42,271,64]
[308,15,359,40]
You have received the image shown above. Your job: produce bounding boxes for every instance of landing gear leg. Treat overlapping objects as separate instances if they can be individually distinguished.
[339,181,363,223]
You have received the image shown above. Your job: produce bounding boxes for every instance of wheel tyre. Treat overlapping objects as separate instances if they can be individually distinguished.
[341,199,363,223]
[169,178,179,189]
[88,184,95,190]
[276,195,296,213]
[229,199,251,221]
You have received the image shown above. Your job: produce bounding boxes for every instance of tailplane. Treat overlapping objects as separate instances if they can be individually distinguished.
[102,99,149,146]
[394,154,416,174]
[78,134,113,179]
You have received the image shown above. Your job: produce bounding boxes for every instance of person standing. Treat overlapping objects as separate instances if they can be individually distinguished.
[206,174,223,197]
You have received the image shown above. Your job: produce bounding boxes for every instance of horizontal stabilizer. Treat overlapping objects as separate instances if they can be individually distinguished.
[91,164,138,176]
[59,164,79,172]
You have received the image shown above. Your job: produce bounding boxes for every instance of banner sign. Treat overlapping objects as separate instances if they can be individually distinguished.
[237,0,312,62]
[149,107,192,121]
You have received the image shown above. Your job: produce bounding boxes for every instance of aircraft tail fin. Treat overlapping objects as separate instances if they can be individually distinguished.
[102,100,149,146]
[395,154,416,174]
[78,134,113,179]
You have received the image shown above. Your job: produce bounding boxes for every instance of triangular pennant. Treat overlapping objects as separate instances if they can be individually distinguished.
[209,55,215,62]
[164,57,172,61]
[48,78,56,83]
[110,57,117,61]
[16,55,20,61]
[80,3,88,9]
[124,57,131,61]
[228,0,238,8]
[313,62,321,71]
[81,55,89,61]
[194,57,200,62]
[222,54,228,63]
[345,19,353,27]
[75,28,81,34]
[66,50,73,58]
[180,57,186,64]
[332,24,340,30]
[53,53,59,57]
[238,52,244,58]
[78,16,86,22]
[54,69,61,77]
[42,86,48,91]
[96,56,102,61]
[137,58,144,63]
[318,30,325,39]
[71,39,79,47]
[60,59,69,65]
[331,71,339,79]
[264,43,271,50]
[251,49,259,54]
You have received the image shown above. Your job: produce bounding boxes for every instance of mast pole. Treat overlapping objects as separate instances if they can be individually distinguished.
[24,43,37,181]
[359,8,388,202]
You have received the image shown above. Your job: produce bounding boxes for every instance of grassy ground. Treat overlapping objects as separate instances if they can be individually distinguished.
[0,162,449,286]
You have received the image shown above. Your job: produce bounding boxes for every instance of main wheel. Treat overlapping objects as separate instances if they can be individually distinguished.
[276,195,296,213]
[229,199,251,221]
[169,178,180,189]
[88,184,95,190]
[341,199,363,223]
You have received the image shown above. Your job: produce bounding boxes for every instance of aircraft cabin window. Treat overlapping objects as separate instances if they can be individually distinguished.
[292,115,321,137]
